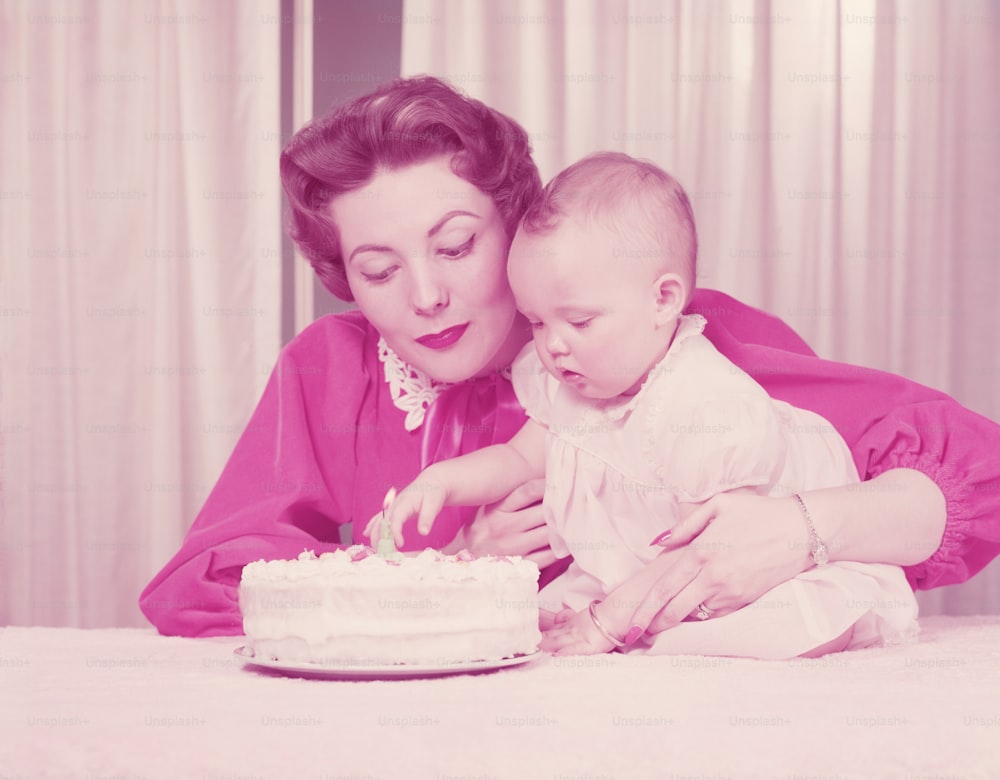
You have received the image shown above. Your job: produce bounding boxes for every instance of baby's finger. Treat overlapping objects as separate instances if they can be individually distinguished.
[553,638,601,656]
[381,492,415,546]
[382,504,408,548]
[539,627,572,653]
[363,515,381,545]
[416,494,446,537]
[415,504,437,539]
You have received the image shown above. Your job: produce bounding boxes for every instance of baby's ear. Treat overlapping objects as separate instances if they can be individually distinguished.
[653,273,686,323]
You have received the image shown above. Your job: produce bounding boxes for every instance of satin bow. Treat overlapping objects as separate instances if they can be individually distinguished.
[421,371,526,468]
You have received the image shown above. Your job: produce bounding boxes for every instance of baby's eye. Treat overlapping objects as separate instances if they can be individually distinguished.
[438,235,476,259]
[528,320,545,331]
[569,319,593,329]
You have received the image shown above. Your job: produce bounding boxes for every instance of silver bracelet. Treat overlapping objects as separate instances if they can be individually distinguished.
[792,493,829,567]
[587,600,625,647]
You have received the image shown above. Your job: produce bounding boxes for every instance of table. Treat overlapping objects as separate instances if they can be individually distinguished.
[4,616,1000,779]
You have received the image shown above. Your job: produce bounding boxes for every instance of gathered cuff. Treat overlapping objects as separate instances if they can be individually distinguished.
[867,451,973,591]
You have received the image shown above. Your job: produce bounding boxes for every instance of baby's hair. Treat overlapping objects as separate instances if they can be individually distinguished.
[280,75,543,301]
[521,152,698,294]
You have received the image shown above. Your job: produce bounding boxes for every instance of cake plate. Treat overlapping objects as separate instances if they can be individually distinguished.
[234,646,542,680]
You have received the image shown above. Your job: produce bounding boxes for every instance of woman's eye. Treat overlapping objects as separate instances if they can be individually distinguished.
[529,320,545,330]
[438,235,476,259]
[361,267,396,283]
[570,319,593,329]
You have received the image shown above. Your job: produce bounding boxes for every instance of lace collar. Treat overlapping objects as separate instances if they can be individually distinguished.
[377,337,516,431]
[377,337,452,432]
[587,313,707,422]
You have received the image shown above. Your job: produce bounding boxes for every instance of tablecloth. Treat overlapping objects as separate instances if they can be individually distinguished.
[4,615,1000,779]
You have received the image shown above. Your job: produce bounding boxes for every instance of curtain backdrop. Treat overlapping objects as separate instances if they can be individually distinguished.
[0,0,283,627]
[401,0,1000,615]
[2,0,997,628]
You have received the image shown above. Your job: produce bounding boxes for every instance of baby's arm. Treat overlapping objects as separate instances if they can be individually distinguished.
[370,418,547,547]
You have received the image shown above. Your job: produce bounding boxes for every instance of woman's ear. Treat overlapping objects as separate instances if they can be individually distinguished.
[652,272,686,325]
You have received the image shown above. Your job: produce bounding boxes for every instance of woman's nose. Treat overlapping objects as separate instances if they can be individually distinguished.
[409,265,448,315]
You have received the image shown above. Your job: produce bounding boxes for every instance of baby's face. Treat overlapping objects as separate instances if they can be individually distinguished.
[507,217,677,399]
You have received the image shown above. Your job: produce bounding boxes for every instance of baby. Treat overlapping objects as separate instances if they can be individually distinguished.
[369,152,917,658]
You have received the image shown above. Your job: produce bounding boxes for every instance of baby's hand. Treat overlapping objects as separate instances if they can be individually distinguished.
[363,478,448,548]
[540,606,617,656]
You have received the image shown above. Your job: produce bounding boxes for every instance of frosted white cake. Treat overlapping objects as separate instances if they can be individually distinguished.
[239,547,541,666]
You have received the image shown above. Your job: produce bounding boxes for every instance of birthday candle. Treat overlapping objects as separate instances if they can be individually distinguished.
[376,487,401,561]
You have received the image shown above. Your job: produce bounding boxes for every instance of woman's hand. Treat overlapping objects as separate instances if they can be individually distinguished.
[444,478,557,570]
[627,493,810,634]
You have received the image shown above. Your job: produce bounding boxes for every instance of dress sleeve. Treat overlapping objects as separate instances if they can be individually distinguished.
[852,400,1000,590]
[656,393,785,504]
[698,287,1000,590]
[138,314,368,636]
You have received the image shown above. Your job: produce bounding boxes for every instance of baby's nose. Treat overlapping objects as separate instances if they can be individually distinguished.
[545,333,568,356]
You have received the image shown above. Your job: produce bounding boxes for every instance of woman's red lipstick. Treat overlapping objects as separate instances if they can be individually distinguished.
[416,323,469,350]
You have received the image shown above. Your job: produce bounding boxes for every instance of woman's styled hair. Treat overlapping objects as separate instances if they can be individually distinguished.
[521,151,698,293]
[280,76,543,301]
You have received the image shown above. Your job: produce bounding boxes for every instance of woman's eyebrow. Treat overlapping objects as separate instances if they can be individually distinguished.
[347,243,393,264]
[427,210,480,238]
[347,210,481,264]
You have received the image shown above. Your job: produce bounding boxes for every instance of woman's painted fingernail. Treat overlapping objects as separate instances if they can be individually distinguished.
[624,626,644,645]
[649,529,672,546]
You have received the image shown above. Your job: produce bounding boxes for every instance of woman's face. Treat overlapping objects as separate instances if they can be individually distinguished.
[330,156,525,383]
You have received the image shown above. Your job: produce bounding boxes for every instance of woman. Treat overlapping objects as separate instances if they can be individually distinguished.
[139,76,1000,639]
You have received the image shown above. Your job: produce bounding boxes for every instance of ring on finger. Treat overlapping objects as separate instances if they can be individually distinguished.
[694,602,714,621]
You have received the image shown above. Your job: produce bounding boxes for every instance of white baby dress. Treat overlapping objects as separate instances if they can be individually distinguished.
[512,314,918,658]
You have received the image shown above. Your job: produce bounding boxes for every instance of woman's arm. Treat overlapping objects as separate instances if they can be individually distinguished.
[138,314,384,637]
[796,468,945,565]
[692,287,1000,588]
[626,472,945,635]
